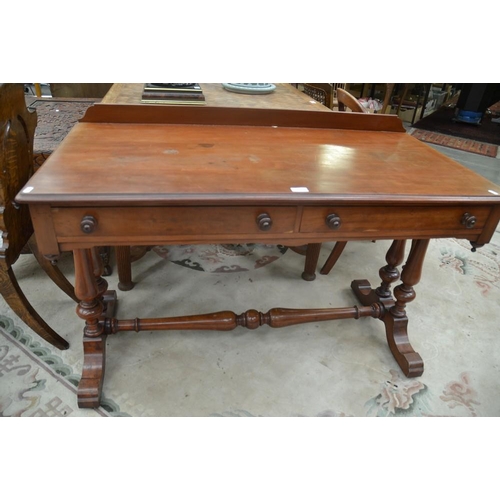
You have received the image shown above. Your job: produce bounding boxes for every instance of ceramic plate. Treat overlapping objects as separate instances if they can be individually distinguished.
[222,83,276,94]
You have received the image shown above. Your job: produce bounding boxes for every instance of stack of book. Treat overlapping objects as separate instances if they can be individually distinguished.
[141,84,206,105]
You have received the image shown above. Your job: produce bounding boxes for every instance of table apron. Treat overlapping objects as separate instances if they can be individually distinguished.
[35,204,495,253]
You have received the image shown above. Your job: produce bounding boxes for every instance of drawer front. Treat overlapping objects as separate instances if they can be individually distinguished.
[300,205,492,237]
[52,206,297,240]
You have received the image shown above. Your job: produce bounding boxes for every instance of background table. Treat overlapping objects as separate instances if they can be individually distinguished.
[102,83,331,111]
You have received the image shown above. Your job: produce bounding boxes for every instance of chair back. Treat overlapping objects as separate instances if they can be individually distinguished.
[302,83,334,108]
[0,83,37,264]
[337,87,367,113]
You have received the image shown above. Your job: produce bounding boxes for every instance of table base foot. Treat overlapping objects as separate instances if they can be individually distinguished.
[77,290,117,409]
[78,334,107,408]
[351,279,423,378]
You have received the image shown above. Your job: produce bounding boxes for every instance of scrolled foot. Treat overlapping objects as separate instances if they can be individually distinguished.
[351,279,378,305]
[383,313,423,378]
[77,335,106,409]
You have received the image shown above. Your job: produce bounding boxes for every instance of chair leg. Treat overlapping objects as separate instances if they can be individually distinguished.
[302,243,322,281]
[0,261,69,349]
[320,241,348,275]
[28,235,78,302]
[116,246,135,291]
[99,246,112,276]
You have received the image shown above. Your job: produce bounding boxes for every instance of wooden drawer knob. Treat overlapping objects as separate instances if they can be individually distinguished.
[80,215,97,234]
[461,213,477,229]
[325,213,342,230]
[257,213,273,231]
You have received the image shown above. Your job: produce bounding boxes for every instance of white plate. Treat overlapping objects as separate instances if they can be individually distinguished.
[222,83,276,94]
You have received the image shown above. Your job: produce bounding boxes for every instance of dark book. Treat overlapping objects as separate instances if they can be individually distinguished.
[144,83,203,93]
[140,99,206,105]
[141,91,205,101]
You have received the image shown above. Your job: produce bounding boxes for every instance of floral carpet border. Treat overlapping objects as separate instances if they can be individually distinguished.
[0,315,129,417]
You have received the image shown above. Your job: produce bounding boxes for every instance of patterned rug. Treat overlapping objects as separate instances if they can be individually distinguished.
[0,316,130,417]
[411,104,500,146]
[153,243,288,273]
[1,224,499,417]
[410,129,498,157]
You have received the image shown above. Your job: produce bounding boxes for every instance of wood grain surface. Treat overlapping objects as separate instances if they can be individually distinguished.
[17,117,500,205]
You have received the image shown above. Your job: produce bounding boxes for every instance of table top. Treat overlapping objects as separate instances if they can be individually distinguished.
[17,105,500,207]
[101,83,330,112]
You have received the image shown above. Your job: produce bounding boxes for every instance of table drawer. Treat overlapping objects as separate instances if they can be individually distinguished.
[51,206,297,239]
[300,205,492,237]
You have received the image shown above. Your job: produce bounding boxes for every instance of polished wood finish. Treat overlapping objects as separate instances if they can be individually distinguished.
[0,83,76,350]
[16,104,500,408]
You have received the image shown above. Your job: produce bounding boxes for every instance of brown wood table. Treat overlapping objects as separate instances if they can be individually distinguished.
[16,103,500,408]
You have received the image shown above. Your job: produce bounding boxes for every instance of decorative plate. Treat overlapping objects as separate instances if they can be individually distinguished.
[222,83,276,95]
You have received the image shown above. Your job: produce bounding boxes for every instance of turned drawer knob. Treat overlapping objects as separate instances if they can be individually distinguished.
[461,213,477,229]
[325,213,342,230]
[80,215,97,234]
[257,213,273,231]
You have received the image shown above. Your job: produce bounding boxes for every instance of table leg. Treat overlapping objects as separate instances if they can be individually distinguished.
[74,248,116,408]
[352,239,429,377]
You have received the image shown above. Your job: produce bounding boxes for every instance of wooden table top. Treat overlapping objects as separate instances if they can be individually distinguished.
[101,83,330,112]
[17,106,500,207]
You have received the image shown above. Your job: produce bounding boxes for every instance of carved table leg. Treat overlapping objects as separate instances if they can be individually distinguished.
[352,239,406,306]
[383,239,429,377]
[74,248,116,408]
[302,243,322,281]
[351,239,429,377]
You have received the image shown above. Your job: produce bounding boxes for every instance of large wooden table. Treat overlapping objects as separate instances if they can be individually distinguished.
[16,103,500,408]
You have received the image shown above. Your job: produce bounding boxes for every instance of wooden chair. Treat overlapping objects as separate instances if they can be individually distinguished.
[318,88,368,276]
[303,83,334,109]
[302,84,348,110]
[0,83,77,350]
[336,87,367,113]
[331,83,348,108]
